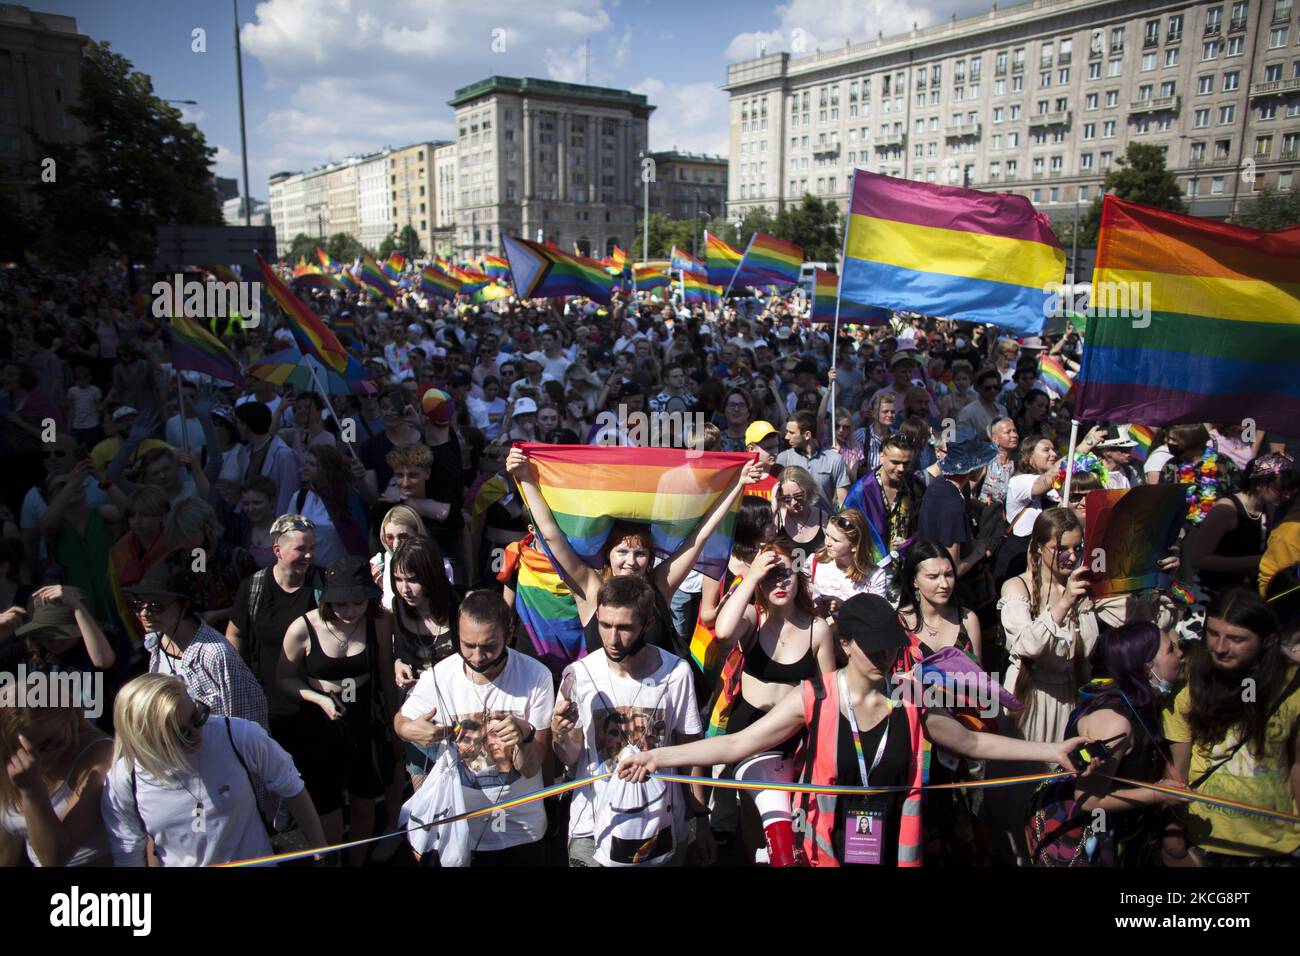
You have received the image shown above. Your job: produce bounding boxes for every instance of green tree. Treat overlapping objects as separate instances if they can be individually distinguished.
[377,231,398,259]
[775,194,841,262]
[395,224,426,259]
[631,214,697,259]
[720,205,778,251]
[1078,143,1185,244]
[325,232,364,263]
[35,40,221,275]
[283,233,317,264]
[1231,184,1300,230]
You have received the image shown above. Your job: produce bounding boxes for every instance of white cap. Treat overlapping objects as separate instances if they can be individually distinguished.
[513,397,538,416]
[112,406,139,421]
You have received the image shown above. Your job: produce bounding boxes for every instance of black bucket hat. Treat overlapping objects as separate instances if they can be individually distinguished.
[320,556,381,605]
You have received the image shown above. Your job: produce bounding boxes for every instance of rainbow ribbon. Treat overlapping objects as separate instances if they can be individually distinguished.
[1102,774,1300,825]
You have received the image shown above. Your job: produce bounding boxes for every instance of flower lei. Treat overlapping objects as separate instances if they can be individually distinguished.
[1175,452,1223,524]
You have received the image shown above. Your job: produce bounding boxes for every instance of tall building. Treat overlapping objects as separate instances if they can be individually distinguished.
[647,150,729,220]
[724,0,1300,228]
[446,76,654,259]
[0,4,89,214]
[389,141,442,257]
[221,195,270,226]
[356,150,391,251]
[432,141,457,255]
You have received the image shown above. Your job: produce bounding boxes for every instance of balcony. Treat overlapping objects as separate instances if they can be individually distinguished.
[1189,156,1237,169]
[1229,17,1248,33]
[1250,77,1300,98]
[1144,35,1159,49]
[1128,94,1182,113]
[1111,42,1125,55]
[1089,46,1103,59]
[995,65,1007,76]
[1031,170,1047,180]
[944,122,983,138]
[874,130,906,148]
[1028,109,1072,127]
[1282,146,1300,160]
[1204,22,1221,36]
[1274,6,1293,24]
[1168,30,1183,43]
[812,142,841,158]
[1012,61,1024,73]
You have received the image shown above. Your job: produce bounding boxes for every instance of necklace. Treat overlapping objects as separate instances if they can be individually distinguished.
[324,615,363,653]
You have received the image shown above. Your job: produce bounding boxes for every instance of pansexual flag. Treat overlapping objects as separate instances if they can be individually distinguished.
[515,444,751,580]
[671,246,706,278]
[1076,196,1300,433]
[497,533,585,680]
[420,265,461,300]
[681,272,721,307]
[841,169,1065,333]
[255,252,357,379]
[169,313,243,386]
[358,250,399,303]
[809,267,890,325]
[502,234,613,304]
[739,232,802,286]
[704,231,743,288]
[1038,354,1072,398]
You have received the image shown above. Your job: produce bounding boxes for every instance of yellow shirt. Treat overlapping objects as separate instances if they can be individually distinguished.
[1162,666,1300,857]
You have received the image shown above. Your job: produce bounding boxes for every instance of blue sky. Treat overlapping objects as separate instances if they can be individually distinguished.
[43,0,989,199]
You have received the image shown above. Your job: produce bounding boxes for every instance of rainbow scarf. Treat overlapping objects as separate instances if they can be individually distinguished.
[497,534,585,680]
[517,444,749,581]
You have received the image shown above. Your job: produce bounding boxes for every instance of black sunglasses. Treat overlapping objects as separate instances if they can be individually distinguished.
[186,700,211,734]
[129,598,172,616]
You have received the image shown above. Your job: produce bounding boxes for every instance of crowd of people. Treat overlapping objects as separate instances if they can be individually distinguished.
[1,260,1298,869]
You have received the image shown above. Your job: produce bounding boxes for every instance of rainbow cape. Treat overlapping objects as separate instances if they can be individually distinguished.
[841,169,1064,334]
[255,252,361,379]
[168,312,243,385]
[809,267,890,325]
[498,533,585,679]
[517,444,750,581]
[502,234,613,304]
[739,232,802,286]
[420,265,461,299]
[1038,354,1072,398]
[704,231,743,288]
[1076,196,1300,432]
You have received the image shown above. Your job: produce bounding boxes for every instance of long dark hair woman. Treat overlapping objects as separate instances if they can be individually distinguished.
[296,444,369,567]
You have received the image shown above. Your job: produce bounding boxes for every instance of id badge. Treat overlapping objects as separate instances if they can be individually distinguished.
[843,796,889,865]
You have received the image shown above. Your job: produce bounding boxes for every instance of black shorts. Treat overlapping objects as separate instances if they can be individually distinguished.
[287,680,394,815]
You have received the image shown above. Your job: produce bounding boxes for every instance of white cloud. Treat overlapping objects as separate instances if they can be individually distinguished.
[633,78,729,157]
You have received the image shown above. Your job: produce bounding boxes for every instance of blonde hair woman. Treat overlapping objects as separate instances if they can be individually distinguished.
[807,509,889,618]
[775,466,831,574]
[100,674,326,867]
[0,691,113,867]
[372,503,425,611]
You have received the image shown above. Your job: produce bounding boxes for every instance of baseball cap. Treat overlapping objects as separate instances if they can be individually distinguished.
[745,421,778,446]
[420,387,453,425]
[513,397,538,416]
[112,406,139,422]
[837,594,909,655]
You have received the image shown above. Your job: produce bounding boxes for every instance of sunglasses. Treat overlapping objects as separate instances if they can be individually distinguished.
[185,700,211,735]
[832,515,860,536]
[274,518,316,535]
[778,492,806,502]
[130,599,173,616]
[764,566,795,586]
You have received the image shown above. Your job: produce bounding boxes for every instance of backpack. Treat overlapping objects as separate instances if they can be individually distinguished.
[592,747,677,867]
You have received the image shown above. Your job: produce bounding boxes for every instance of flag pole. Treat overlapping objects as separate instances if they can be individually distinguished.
[828,172,856,451]
[303,357,360,462]
[721,231,754,304]
[1062,419,1080,505]
[176,374,191,455]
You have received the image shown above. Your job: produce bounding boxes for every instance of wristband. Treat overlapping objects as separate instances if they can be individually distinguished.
[520,724,536,746]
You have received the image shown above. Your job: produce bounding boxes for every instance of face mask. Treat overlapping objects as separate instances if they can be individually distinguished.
[1147,664,1173,696]
[464,645,509,673]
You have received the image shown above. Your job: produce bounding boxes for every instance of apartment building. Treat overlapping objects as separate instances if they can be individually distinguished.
[725,0,1300,226]
[647,150,729,220]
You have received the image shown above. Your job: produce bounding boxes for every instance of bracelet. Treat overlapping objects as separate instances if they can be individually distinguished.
[520,724,536,746]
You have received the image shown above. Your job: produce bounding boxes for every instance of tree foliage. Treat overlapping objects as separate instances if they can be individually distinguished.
[34,40,221,269]
[632,213,697,259]
[1231,184,1300,231]
[1078,143,1185,244]
[325,232,365,263]
[775,194,842,262]
[284,233,318,265]
[394,224,425,259]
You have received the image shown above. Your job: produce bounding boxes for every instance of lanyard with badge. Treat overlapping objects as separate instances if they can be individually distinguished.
[839,671,892,866]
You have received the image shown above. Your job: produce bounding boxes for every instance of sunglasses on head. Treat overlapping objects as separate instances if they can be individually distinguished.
[832,514,860,536]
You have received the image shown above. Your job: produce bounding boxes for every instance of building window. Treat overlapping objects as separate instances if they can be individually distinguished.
[1166,48,1181,67]
[1211,176,1226,194]
[1219,104,1236,124]
[1270,28,1289,48]
[1089,62,1101,80]
[1199,75,1215,94]
[1081,152,1093,169]
[1203,40,1220,60]
[1223,70,1240,91]
[1086,92,1099,109]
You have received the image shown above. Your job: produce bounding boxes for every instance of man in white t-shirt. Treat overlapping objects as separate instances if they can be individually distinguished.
[396,591,553,866]
[550,576,713,867]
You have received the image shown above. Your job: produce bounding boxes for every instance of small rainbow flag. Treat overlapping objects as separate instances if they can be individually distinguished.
[739,232,803,286]
[481,254,510,281]
[317,247,342,272]
[689,576,744,682]
[358,250,399,304]
[450,264,490,294]
[704,231,743,288]
[498,533,585,680]
[809,267,890,325]
[516,444,750,581]
[1128,424,1157,464]
[681,272,722,307]
[632,263,671,291]
[610,246,627,273]
[382,252,407,279]
[471,282,512,304]
[256,252,357,379]
[337,270,360,293]
[168,312,243,386]
[671,246,706,278]
[1038,354,1072,398]
[502,234,613,304]
[420,265,461,300]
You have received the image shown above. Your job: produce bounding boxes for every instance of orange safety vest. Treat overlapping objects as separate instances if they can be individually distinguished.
[797,670,925,867]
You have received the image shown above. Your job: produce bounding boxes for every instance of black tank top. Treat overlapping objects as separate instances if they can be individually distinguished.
[393,593,459,672]
[303,614,372,683]
[743,619,818,684]
[1199,495,1265,593]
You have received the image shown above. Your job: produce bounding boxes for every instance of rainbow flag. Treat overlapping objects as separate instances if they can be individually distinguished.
[610,246,627,273]
[382,252,407,279]
[317,247,342,272]
[168,313,243,386]
[739,232,803,286]
[337,270,360,293]
[841,169,1065,334]
[671,246,706,278]
[809,267,890,325]
[1038,354,1072,398]
[255,252,358,379]
[681,272,722,307]
[1084,485,1187,597]
[358,250,399,304]
[502,234,613,304]
[689,576,744,683]
[704,231,744,288]
[291,268,343,291]
[292,256,311,277]
[1076,196,1300,433]
[420,265,461,300]
[481,254,510,281]
[498,534,585,680]
[517,444,750,581]
[1128,424,1156,464]
[632,263,671,291]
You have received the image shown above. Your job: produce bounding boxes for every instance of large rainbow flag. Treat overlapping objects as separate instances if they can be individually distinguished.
[671,246,706,278]
[168,313,243,386]
[420,265,461,300]
[502,234,613,304]
[498,533,585,680]
[632,263,671,291]
[738,232,802,286]
[358,250,400,303]
[809,267,890,325]
[681,272,722,307]
[516,444,751,581]
[1076,196,1300,432]
[255,252,360,379]
[840,169,1065,333]
[704,231,744,288]
[481,254,510,281]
